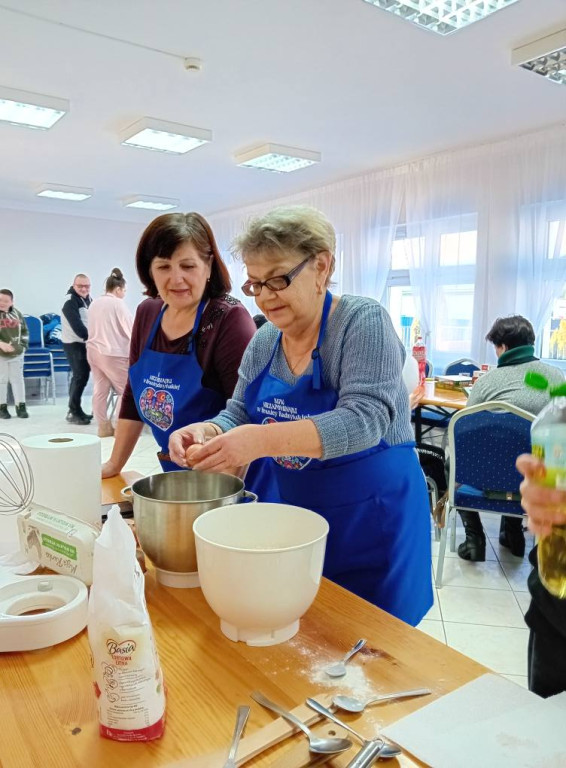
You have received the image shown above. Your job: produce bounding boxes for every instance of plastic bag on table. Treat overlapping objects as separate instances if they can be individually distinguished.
[87,505,166,741]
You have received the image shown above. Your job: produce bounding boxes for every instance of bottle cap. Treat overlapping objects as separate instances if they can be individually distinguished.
[524,371,548,390]
[549,382,566,398]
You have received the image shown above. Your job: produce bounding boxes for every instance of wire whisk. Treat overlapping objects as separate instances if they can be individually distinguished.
[0,433,34,515]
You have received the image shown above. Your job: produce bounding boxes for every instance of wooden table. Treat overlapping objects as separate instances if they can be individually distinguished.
[0,584,487,767]
[101,471,143,505]
[0,478,488,768]
[414,389,468,443]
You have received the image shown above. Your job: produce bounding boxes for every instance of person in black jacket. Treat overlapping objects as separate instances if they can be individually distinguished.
[62,274,92,425]
[516,453,566,698]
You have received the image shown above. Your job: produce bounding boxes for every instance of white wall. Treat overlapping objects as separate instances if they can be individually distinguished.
[0,208,146,316]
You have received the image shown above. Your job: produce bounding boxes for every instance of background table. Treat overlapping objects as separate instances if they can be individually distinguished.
[414,388,468,443]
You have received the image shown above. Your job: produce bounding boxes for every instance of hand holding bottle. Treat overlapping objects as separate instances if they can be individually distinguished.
[523,371,566,598]
[516,454,566,537]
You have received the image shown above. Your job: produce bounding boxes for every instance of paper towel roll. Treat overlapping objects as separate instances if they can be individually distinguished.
[21,434,102,527]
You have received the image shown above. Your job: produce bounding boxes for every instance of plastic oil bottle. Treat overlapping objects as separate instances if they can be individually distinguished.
[525,371,566,598]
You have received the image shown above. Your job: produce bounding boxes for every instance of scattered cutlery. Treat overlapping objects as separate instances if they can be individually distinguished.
[345,739,400,767]
[333,687,432,713]
[306,697,402,764]
[223,705,250,768]
[251,691,352,755]
[324,638,366,678]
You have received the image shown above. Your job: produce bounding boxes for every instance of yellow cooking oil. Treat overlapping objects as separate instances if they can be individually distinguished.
[526,372,566,598]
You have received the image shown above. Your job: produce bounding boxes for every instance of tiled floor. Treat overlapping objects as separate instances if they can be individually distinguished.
[2,398,533,689]
[421,516,533,688]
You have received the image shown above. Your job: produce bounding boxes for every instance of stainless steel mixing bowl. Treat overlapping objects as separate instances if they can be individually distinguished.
[125,471,253,576]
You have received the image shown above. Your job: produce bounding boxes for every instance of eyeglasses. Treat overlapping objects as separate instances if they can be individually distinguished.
[241,256,311,297]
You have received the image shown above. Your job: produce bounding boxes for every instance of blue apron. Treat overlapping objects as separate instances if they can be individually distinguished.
[245,291,432,626]
[129,300,279,501]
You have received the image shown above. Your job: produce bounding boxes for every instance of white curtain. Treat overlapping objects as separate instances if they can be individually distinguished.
[514,131,566,341]
[403,152,482,369]
[209,170,403,307]
[207,122,566,368]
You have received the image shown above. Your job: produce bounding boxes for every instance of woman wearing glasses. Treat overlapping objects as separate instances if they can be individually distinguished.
[169,206,432,626]
[101,212,278,502]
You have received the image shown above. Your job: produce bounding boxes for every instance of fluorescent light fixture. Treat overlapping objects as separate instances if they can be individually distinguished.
[0,86,69,129]
[361,0,519,35]
[512,29,566,86]
[120,117,212,154]
[36,183,93,202]
[122,195,179,211]
[235,143,321,173]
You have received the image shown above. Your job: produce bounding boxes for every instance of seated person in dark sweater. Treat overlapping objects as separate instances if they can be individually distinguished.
[459,315,563,562]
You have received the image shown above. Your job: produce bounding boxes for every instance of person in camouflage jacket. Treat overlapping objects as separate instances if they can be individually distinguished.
[0,289,29,418]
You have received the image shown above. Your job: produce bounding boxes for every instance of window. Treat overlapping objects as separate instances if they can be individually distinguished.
[385,216,477,372]
[435,284,475,353]
[440,230,477,266]
[541,288,566,360]
[540,217,566,362]
[548,220,566,259]
[388,285,417,348]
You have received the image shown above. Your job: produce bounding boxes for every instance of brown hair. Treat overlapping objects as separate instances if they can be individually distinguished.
[105,267,126,293]
[136,213,231,299]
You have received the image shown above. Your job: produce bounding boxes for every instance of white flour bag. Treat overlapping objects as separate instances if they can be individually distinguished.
[88,506,165,741]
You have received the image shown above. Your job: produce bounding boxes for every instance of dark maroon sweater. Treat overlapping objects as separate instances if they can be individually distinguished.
[120,295,257,422]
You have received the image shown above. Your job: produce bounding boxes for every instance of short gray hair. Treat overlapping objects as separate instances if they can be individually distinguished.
[232,206,336,281]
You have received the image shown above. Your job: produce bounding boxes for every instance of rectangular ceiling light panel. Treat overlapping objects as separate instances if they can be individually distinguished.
[362,0,519,35]
[36,184,93,201]
[120,117,212,154]
[512,29,566,86]
[235,143,321,173]
[0,86,69,129]
[122,195,179,211]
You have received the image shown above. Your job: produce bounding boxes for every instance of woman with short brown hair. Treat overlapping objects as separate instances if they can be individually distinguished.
[102,212,278,502]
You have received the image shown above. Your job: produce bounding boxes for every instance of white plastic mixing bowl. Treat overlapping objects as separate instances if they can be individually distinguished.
[193,502,328,646]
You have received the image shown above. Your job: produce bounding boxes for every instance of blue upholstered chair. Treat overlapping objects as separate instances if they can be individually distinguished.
[444,358,480,377]
[50,346,71,376]
[23,315,44,348]
[23,349,56,404]
[435,401,533,588]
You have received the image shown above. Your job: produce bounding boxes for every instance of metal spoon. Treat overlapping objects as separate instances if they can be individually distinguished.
[306,698,402,763]
[324,638,367,678]
[251,691,352,755]
[345,740,402,766]
[223,705,250,768]
[333,687,432,713]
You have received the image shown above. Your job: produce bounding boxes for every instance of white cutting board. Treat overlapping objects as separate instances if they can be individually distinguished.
[382,674,566,768]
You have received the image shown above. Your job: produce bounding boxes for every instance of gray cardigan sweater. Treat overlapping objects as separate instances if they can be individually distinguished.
[467,360,564,415]
[211,294,415,460]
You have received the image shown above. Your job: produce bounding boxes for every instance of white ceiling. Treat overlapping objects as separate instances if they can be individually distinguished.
[0,0,565,224]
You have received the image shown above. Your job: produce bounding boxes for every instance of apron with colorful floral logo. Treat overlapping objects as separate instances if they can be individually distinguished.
[130,299,279,502]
